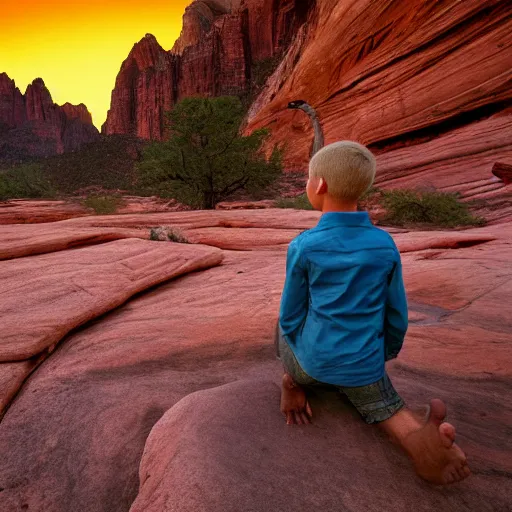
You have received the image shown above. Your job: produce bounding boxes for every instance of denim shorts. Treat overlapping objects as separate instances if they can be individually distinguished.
[276,327,405,424]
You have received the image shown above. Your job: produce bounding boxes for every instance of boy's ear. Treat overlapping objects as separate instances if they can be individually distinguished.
[316,178,328,195]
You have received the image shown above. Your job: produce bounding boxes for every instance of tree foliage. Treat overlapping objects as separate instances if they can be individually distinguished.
[0,164,57,201]
[137,96,282,209]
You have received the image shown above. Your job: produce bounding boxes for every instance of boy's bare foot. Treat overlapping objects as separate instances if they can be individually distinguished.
[280,373,312,425]
[400,399,470,485]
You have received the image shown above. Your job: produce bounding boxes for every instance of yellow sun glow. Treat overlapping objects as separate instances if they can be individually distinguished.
[0,0,190,128]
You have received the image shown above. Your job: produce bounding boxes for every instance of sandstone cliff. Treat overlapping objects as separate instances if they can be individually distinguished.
[103,0,512,200]
[0,73,99,162]
[102,0,313,138]
[247,0,512,177]
[102,35,178,140]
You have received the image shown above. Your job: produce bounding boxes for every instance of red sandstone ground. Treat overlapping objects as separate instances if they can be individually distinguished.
[0,204,510,512]
[1,2,510,508]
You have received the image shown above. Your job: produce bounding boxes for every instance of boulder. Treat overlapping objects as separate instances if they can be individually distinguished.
[130,379,511,512]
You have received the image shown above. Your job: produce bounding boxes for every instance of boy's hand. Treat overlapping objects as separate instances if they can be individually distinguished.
[280,373,313,425]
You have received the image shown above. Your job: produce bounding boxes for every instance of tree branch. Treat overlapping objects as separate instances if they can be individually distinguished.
[218,168,250,198]
[222,177,249,198]
[208,133,238,159]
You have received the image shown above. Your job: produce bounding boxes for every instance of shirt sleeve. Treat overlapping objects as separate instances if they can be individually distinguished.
[279,237,308,338]
[384,253,408,361]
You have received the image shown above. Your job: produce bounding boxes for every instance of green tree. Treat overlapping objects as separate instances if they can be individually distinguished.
[137,96,282,209]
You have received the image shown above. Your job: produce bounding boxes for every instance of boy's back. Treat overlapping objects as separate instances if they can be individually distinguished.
[278,141,469,486]
[280,211,407,387]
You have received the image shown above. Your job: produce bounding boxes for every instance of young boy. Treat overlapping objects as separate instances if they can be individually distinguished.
[278,141,470,485]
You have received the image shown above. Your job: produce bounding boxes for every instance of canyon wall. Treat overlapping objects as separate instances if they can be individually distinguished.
[103,0,512,195]
[0,73,99,162]
[102,0,312,139]
[246,0,512,188]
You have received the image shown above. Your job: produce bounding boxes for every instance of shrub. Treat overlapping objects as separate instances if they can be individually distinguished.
[137,96,282,209]
[275,193,314,210]
[359,186,380,202]
[381,189,486,228]
[42,135,141,194]
[149,226,189,243]
[0,164,57,201]
[82,194,123,215]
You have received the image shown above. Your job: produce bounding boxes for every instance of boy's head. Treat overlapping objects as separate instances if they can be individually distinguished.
[306,141,376,210]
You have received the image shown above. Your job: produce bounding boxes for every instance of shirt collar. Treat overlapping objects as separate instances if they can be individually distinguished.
[317,211,372,228]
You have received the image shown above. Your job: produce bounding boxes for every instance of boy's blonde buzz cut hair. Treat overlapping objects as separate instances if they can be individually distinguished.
[309,141,376,201]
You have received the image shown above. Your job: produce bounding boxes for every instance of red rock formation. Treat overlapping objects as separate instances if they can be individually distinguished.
[492,162,512,185]
[103,0,312,138]
[24,78,66,152]
[0,238,223,361]
[177,12,249,98]
[171,1,234,55]
[104,0,511,188]
[0,72,26,128]
[102,34,177,140]
[103,0,511,197]
[61,102,93,125]
[247,0,512,174]
[0,207,511,510]
[0,74,99,160]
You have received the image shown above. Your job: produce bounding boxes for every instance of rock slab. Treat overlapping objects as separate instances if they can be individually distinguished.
[130,379,512,512]
[0,238,223,361]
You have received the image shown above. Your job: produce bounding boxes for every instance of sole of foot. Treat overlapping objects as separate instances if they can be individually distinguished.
[404,399,470,485]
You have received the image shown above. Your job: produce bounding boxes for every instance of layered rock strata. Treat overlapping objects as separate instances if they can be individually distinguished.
[0,73,99,160]
[102,0,313,138]
[104,0,512,198]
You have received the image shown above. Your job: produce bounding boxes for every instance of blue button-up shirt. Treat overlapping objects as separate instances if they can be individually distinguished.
[279,212,408,387]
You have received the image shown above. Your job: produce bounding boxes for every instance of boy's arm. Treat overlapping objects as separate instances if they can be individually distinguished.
[279,238,308,337]
[384,254,408,361]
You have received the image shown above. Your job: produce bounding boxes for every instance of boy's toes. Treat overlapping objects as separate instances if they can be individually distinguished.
[429,399,447,425]
[438,422,456,447]
[301,411,312,424]
[456,466,469,481]
[441,459,471,485]
[453,466,468,483]
[455,459,471,480]
[443,470,456,485]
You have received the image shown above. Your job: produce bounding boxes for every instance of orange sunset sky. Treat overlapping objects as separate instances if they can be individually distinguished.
[1,0,190,128]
